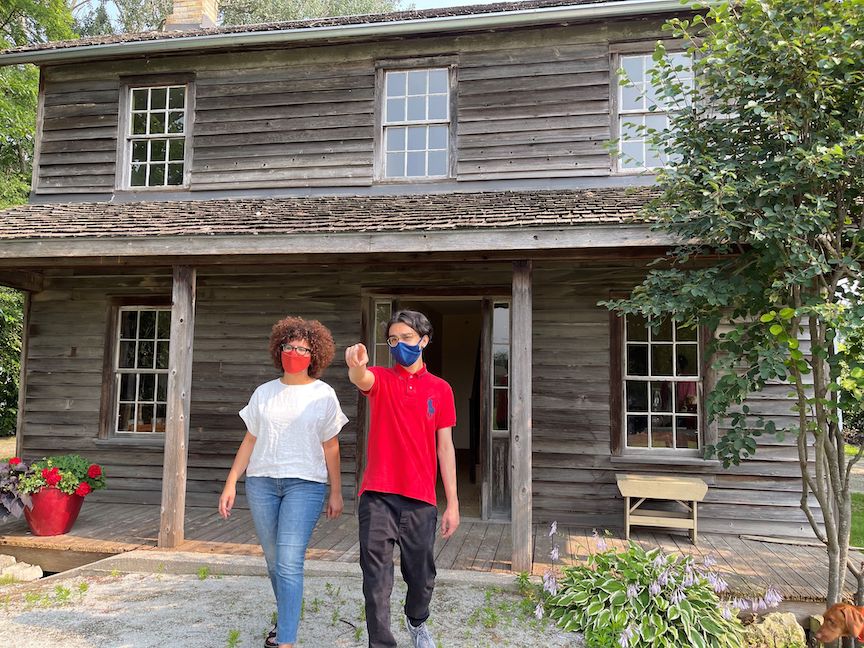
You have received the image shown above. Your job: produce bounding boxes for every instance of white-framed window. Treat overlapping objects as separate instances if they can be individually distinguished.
[126,85,188,188]
[114,307,171,434]
[381,68,451,179]
[617,52,692,171]
[623,314,701,451]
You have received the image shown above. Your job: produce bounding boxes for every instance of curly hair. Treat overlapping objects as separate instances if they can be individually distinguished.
[268,316,336,379]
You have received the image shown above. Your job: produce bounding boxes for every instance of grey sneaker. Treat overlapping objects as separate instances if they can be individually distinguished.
[405,616,435,648]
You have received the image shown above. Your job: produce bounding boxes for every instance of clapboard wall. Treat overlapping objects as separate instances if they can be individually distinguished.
[17,258,814,538]
[33,18,668,194]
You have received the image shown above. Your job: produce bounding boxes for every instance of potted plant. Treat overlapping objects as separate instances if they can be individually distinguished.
[0,456,31,522]
[6,455,106,536]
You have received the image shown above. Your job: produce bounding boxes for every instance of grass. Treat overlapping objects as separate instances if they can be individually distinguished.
[0,436,16,460]
[853,493,864,548]
[846,444,862,457]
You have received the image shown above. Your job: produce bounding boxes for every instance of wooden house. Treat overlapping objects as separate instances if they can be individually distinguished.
[0,0,810,572]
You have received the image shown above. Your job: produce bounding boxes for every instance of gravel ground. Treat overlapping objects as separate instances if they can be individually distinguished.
[0,552,581,648]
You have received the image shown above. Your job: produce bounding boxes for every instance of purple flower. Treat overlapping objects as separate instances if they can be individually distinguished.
[670,588,685,605]
[543,571,558,596]
[619,624,636,648]
[652,554,666,569]
[763,586,783,608]
[549,521,558,537]
[656,570,670,588]
[706,572,728,593]
[702,555,717,570]
[720,605,733,620]
[626,584,639,599]
[649,581,662,596]
[592,529,608,552]
[534,602,544,620]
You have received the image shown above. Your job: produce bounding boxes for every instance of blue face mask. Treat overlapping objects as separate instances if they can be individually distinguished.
[389,340,423,367]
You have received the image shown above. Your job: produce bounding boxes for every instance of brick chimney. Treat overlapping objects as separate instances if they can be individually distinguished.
[163,0,218,30]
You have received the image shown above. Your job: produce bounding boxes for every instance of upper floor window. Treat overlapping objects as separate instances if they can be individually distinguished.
[127,85,188,188]
[617,52,692,171]
[381,68,451,179]
[622,314,701,452]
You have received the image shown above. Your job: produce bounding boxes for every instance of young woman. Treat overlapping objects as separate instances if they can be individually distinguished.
[219,316,348,648]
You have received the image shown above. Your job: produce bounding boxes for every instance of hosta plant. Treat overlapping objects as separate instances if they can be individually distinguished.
[544,543,743,648]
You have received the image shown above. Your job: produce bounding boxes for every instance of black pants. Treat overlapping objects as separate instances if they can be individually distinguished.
[358,491,438,648]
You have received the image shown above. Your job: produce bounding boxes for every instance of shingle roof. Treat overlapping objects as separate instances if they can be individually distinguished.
[3,0,628,55]
[0,188,657,241]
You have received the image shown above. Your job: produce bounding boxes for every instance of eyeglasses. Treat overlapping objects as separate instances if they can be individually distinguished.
[386,333,420,348]
[281,343,312,356]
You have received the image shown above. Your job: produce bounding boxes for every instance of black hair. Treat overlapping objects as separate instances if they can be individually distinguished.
[386,309,433,340]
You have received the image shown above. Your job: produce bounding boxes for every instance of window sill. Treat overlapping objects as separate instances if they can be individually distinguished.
[610,454,721,469]
[95,436,165,450]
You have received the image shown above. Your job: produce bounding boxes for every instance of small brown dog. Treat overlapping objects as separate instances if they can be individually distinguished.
[814,603,864,643]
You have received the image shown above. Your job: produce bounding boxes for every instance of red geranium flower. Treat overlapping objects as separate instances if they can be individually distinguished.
[87,464,102,478]
[75,482,92,497]
[8,457,21,465]
[42,467,61,487]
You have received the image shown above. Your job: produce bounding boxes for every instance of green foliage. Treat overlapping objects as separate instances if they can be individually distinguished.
[840,326,864,434]
[17,454,107,495]
[544,544,743,648]
[0,288,23,437]
[852,493,864,548]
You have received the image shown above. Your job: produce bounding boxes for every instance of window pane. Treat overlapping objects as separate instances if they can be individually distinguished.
[132,89,148,111]
[120,311,138,338]
[620,83,644,111]
[117,403,134,432]
[620,118,642,142]
[493,346,509,387]
[386,71,406,97]
[652,319,673,341]
[167,111,184,134]
[676,323,698,342]
[132,141,147,162]
[386,152,405,177]
[406,96,426,121]
[652,415,674,448]
[676,417,699,449]
[620,141,644,169]
[625,380,647,411]
[651,344,673,376]
[168,139,185,161]
[492,388,508,430]
[151,87,167,110]
[645,113,668,133]
[132,113,147,135]
[625,314,648,341]
[386,98,405,122]
[427,150,447,176]
[428,68,448,94]
[406,126,426,151]
[650,381,672,412]
[676,345,698,376]
[167,163,184,185]
[156,375,168,402]
[157,310,171,338]
[386,127,406,152]
[149,164,165,186]
[130,163,146,186]
[621,56,644,84]
[156,341,170,370]
[150,140,166,162]
[119,373,136,400]
[675,381,698,413]
[168,86,185,109]
[626,344,648,375]
[626,415,648,447]
[492,304,509,344]
[136,404,154,432]
[155,404,167,432]
[407,70,427,95]
[428,94,448,120]
[428,125,448,150]
[645,146,665,169]
[406,151,425,176]
[139,373,155,400]
[139,311,157,338]
[148,112,166,135]
[119,341,136,368]
[137,340,154,368]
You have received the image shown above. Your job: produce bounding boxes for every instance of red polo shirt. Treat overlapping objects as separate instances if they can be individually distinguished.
[358,364,456,506]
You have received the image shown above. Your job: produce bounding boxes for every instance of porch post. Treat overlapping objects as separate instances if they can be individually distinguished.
[14,292,32,458]
[159,266,196,548]
[511,260,533,573]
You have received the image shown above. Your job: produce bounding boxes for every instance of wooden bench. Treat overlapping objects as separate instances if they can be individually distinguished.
[616,474,708,545]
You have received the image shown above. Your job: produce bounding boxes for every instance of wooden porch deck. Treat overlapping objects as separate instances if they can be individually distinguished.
[0,502,852,603]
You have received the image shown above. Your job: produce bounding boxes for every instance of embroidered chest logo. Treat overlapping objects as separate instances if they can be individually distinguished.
[427,397,436,418]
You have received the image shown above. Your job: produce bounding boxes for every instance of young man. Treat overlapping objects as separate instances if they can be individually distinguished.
[345,309,459,648]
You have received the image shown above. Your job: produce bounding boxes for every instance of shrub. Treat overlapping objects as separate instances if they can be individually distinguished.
[544,542,744,648]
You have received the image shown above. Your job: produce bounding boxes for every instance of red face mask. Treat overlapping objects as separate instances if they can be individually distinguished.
[281,351,312,375]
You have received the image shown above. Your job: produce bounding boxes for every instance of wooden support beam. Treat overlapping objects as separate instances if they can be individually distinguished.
[15,292,31,458]
[0,270,44,292]
[158,266,197,548]
[511,259,533,573]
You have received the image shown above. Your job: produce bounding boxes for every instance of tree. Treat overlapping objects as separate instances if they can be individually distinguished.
[0,288,23,437]
[605,0,864,605]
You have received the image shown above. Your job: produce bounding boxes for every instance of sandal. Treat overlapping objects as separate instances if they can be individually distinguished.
[264,624,277,648]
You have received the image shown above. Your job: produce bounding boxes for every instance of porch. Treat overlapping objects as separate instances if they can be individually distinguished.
[0,502,851,603]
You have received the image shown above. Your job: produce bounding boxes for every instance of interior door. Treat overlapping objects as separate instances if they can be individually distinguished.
[482,299,511,520]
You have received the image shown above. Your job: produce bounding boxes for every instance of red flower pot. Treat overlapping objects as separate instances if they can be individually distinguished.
[23,487,85,536]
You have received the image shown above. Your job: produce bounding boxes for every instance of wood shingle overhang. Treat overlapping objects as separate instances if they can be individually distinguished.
[0,188,672,260]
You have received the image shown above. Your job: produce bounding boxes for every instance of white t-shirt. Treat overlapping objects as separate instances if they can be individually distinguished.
[240,378,348,483]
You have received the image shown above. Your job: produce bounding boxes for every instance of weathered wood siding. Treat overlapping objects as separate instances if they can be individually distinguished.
[33,19,668,194]
[531,262,816,538]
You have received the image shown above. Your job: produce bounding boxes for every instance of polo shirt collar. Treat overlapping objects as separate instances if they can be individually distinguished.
[395,363,427,378]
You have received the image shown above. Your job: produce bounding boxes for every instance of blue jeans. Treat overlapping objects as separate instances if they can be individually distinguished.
[245,476,326,645]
